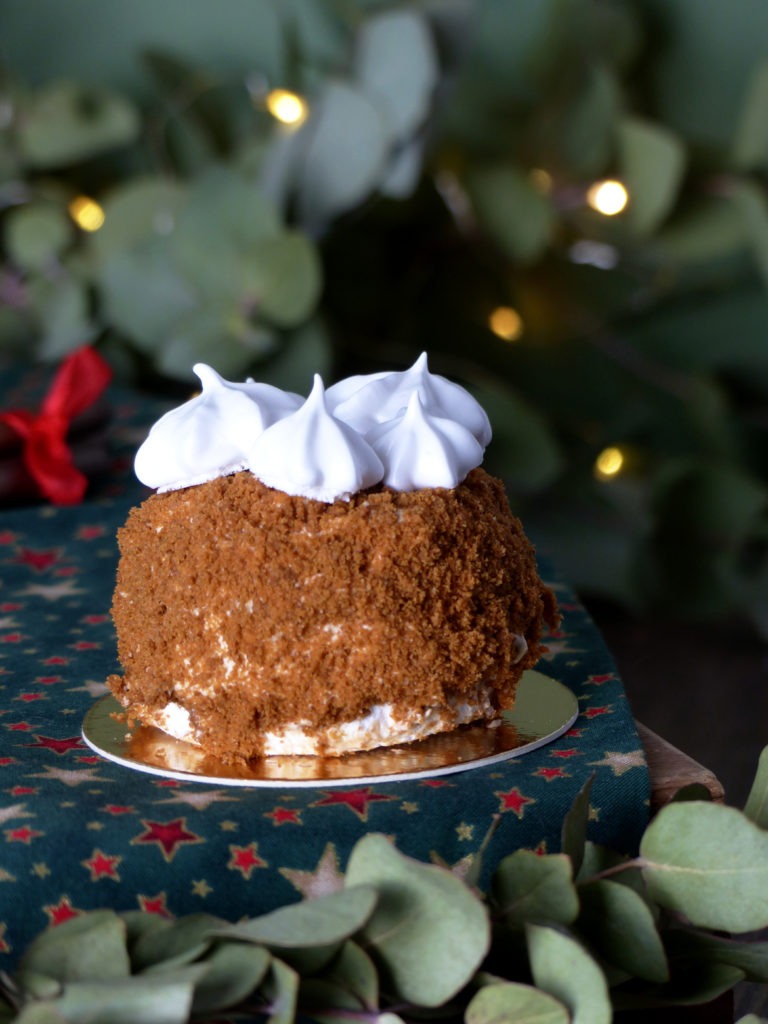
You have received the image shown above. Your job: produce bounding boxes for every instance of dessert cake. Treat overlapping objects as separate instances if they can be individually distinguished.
[107,355,558,761]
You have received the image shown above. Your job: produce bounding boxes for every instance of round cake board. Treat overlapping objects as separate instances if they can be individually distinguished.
[82,670,578,788]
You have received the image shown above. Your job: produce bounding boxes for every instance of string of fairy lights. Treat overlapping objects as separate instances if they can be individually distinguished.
[65,86,631,483]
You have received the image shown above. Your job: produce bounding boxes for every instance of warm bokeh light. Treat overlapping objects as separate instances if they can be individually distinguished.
[68,195,105,232]
[594,446,625,479]
[266,88,308,127]
[529,168,553,193]
[489,306,524,342]
[586,179,629,216]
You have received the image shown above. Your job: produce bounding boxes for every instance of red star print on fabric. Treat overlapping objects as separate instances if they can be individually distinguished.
[132,818,204,862]
[313,787,396,821]
[583,705,613,719]
[44,897,80,926]
[0,923,9,953]
[25,735,84,754]
[5,826,43,843]
[7,722,34,732]
[265,806,302,825]
[534,767,571,782]
[9,785,36,796]
[0,603,21,612]
[0,758,16,767]
[0,531,18,545]
[0,633,23,644]
[15,693,45,703]
[228,843,267,879]
[103,804,135,816]
[12,549,61,571]
[69,641,99,651]
[41,656,69,666]
[419,779,455,788]
[138,894,171,916]
[76,525,106,540]
[82,849,121,882]
[82,614,108,625]
[587,673,616,685]
[550,748,580,759]
[36,676,63,685]
[496,787,537,818]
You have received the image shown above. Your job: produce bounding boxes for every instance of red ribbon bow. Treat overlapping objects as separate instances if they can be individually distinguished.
[0,347,112,505]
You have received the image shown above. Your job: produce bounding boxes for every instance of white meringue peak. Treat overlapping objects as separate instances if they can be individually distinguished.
[246,374,385,502]
[134,363,301,491]
[326,351,492,446]
[369,390,484,490]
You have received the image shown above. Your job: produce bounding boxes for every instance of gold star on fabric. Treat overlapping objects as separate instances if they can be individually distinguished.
[456,822,474,842]
[86,821,104,830]
[588,806,601,822]
[219,820,239,832]
[192,879,213,898]
[588,749,647,777]
[32,862,50,878]
[281,842,345,900]
[401,801,419,814]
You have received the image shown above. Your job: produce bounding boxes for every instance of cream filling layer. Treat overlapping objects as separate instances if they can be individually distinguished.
[146,688,497,757]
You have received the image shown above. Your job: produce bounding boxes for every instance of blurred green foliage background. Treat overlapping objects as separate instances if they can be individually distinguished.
[2,0,768,630]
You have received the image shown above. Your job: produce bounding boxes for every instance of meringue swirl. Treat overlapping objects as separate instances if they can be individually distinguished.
[135,354,491,501]
[134,364,302,491]
[246,374,385,502]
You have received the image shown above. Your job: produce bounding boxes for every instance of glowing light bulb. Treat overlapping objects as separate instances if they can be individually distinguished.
[489,306,524,342]
[594,446,625,480]
[586,179,628,217]
[68,196,105,232]
[266,88,308,127]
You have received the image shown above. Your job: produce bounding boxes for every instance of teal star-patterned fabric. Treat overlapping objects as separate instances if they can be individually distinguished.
[0,373,651,967]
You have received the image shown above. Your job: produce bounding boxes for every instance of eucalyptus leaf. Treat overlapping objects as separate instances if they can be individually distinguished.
[131,913,225,972]
[89,177,184,265]
[260,316,332,393]
[295,82,388,233]
[560,775,594,877]
[732,60,768,170]
[728,177,768,288]
[640,801,768,932]
[354,9,437,141]
[576,879,668,983]
[345,833,490,1007]
[465,980,569,1024]
[559,64,620,178]
[156,309,275,382]
[19,910,129,984]
[246,232,322,327]
[467,164,556,265]
[648,194,750,266]
[7,1005,64,1024]
[744,745,768,828]
[263,957,299,1024]
[215,885,377,949]
[618,115,686,236]
[665,928,768,984]
[491,850,579,928]
[28,275,96,359]
[32,970,204,1024]
[526,924,612,1024]
[18,81,140,167]
[455,380,563,494]
[191,940,271,1014]
[5,202,72,271]
[100,237,197,349]
[321,940,378,1011]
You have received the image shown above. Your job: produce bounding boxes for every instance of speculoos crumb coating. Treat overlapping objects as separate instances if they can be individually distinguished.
[108,467,559,760]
